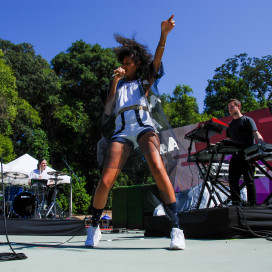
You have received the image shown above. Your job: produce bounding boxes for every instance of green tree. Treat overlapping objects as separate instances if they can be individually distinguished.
[50,40,120,187]
[204,53,272,117]
[15,128,50,161]
[0,39,61,124]
[0,50,40,161]
[0,50,18,135]
[162,85,211,127]
[0,40,58,159]
[57,169,92,214]
[0,133,15,162]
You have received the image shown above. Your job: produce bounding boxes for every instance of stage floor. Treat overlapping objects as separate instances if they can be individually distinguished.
[1,230,272,271]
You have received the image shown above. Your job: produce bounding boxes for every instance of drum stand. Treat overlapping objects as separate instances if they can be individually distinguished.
[5,183,23,218]
[5,185,14,218]
[33,184,47,219]
[45,177,66,219]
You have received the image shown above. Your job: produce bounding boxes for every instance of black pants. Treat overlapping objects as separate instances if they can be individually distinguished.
[229,154,256,205]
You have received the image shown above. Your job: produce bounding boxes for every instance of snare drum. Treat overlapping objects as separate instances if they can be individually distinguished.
[12,191,36,218]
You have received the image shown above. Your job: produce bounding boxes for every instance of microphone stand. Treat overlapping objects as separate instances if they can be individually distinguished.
[0,155,27,261]
[62,157,81,218]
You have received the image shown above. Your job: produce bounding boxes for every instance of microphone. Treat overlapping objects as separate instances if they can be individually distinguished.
[111,72,120,78]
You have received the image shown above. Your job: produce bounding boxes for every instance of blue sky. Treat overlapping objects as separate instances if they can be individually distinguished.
[1,0,271,112]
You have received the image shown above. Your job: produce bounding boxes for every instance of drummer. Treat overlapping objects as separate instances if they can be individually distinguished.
[28,158,50,185]
[29,158,55,209]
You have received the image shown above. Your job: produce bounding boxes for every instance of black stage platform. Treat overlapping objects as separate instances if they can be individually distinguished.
[0,217,86,236]
[144,205,272,239]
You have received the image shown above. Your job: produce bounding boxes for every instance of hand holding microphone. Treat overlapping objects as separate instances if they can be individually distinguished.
[113,67,125,79]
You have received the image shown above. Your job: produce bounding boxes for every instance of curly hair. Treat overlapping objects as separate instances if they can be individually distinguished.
[114,34,153,79]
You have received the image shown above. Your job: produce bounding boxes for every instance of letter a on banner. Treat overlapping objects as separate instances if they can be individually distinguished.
[168,137,179,152]
[160,144,168,154]
[160,137,179,154]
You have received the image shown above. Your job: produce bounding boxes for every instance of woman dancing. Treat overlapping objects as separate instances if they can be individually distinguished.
[85,15,185,250]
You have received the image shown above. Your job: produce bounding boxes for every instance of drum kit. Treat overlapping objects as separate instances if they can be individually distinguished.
[0,170,68,219]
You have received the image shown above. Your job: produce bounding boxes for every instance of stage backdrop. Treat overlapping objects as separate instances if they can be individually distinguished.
[160,107,272,204]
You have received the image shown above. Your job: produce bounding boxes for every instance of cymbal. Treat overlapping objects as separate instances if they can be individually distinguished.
[5,172,29,179]
[47,171,67,176]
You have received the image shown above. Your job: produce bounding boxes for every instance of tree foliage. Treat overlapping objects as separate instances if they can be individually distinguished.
[0,133,15,162]
[0,49,40,161]
[57,170,92,214]
[49,40,120,188]
[0,40,55,159]
[162,84,211,127]
[204,53,272,117]
[0,50,16,161]
[0,50,18,135]
[0,40,60,119]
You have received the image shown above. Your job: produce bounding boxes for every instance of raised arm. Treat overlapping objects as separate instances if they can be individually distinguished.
[153,15,175,73]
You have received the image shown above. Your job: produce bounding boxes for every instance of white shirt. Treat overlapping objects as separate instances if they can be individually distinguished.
[29,168,50,181]
[114,80,148,115]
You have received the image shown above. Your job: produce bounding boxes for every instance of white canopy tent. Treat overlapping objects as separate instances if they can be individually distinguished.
[3,154,71,186]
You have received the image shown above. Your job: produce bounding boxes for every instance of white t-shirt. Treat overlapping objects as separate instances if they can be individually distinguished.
[29,168,50,181]
[114,80,149,115]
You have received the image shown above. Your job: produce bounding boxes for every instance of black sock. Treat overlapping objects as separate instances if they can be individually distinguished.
[92,207,103,227]
[165,202,180,229]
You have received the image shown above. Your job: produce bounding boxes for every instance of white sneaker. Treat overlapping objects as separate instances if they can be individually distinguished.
[85,226,102,247]
[170,228,185,250]
[153,203,166,216]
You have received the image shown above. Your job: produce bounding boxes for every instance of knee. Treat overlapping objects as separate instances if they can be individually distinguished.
[96,177,115,194]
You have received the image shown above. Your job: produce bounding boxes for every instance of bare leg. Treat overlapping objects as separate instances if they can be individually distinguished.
[93,141,132,209]
[138,131,176,205]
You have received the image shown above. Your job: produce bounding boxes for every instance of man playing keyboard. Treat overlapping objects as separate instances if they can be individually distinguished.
[226,99,264,206]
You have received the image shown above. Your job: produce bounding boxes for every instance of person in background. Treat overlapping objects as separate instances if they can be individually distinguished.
[29,158,54,211]
[226,99,264,206]
[29,158,50,184]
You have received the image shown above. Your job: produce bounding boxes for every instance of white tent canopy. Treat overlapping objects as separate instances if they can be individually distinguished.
[3,154,71,186]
